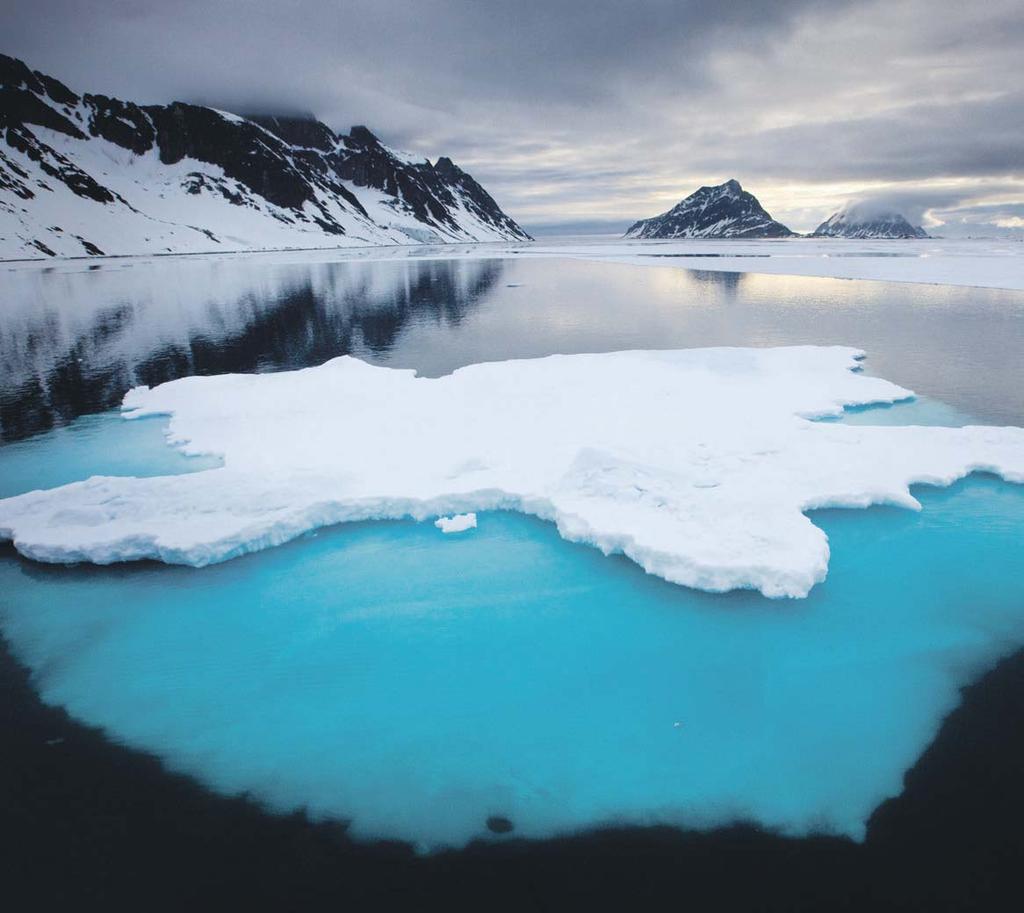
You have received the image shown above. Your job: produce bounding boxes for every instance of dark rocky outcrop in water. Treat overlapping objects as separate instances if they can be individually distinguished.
[624,179,796,239]
[0,54,530,258]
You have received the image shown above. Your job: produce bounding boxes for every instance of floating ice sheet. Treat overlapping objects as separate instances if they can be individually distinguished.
[1,346,1022,597]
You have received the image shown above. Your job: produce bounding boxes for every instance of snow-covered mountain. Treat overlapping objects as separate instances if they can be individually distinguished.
[624,179,795,239]
[0,54,530,260]
[812,208,928,239]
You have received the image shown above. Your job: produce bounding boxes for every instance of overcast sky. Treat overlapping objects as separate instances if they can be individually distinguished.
[3,0,1022,233]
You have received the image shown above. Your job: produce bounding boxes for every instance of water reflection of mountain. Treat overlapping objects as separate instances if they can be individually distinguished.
[687,269,746,298]
[0,258,504,442]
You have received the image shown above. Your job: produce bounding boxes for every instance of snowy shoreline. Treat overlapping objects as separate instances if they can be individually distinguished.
[4,236,1022,291]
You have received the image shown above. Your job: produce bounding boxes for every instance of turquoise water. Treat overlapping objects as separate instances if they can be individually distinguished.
[0,412,221,495]
[2,399,1023,848]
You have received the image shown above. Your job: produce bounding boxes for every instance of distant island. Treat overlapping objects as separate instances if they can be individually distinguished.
[624,179,929,240]
[624,179,795,239]
[811,205,928,239]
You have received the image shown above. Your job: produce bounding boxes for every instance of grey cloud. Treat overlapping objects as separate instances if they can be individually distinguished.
[933,201,1024,223]
[1,0,1022,230]
[702,92,1024,184]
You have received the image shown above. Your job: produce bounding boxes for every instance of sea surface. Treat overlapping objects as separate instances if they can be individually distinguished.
[1,253,1023,864]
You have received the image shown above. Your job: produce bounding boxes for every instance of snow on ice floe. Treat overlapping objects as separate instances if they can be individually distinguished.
[435,513,478,534]
[0,345,1022,597]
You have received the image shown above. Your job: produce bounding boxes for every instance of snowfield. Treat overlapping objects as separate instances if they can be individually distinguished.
[1,346,1022,598]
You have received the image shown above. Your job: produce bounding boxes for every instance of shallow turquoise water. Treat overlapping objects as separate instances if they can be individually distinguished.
[0,412,221,495]
[1,398,1022,847]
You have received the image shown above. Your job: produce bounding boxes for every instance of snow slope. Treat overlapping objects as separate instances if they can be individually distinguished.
[0,54,529,259]
[1,346,1021,598]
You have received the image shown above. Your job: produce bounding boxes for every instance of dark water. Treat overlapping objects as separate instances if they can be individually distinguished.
[2,254,1023,443]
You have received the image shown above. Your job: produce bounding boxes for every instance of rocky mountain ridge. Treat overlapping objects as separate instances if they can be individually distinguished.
[0,54,530,259]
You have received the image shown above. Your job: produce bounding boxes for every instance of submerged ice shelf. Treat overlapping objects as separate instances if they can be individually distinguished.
[1,346,1022,597]
[2,384,1024,849]
[3,457,1024,849]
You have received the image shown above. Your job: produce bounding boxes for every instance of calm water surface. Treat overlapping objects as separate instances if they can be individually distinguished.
[2,254,1023,440]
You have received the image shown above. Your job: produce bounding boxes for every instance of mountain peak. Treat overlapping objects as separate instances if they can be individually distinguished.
[348,125,381,145]
[246,113,337,151]
[626,180,794,239]
[433,156,462,178]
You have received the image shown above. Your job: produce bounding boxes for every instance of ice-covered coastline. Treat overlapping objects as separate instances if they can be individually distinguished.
[5,237,1021,292]
[1,346,1022,598]
[541,237,1024,292]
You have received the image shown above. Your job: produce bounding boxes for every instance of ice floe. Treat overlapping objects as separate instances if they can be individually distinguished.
[1,346,1022,597]
[435,513,478,533]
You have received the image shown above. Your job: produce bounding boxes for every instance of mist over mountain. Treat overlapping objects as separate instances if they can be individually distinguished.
[812,201,929,239]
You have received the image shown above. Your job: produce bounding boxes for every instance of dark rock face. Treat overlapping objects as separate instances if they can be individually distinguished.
[85,94,155,155]
[334,124,457,229]
[144,102,317,211]
[332,131,530,240]
[812,211,929,239]
[247,113,337,152]
[0,53,530,258]
[625,179,796,239]
[433,156,528,242]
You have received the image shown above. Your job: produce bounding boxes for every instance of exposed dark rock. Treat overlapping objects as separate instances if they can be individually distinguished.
[348,124,380,145]
[0,53,79,107]
[5,125,116,203]
[183,172,250,206]
[0,149,35,199]
[77,237,105,256]
[84,94,155,155]
[334,124,461,231]
[0,84,86,139]
[625,179,795,239]
[434,156,528,240]
[247,113,337,151]
[144,102,315,211]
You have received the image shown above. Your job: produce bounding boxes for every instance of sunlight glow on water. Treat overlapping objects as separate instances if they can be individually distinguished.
[2,400,1023,848]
